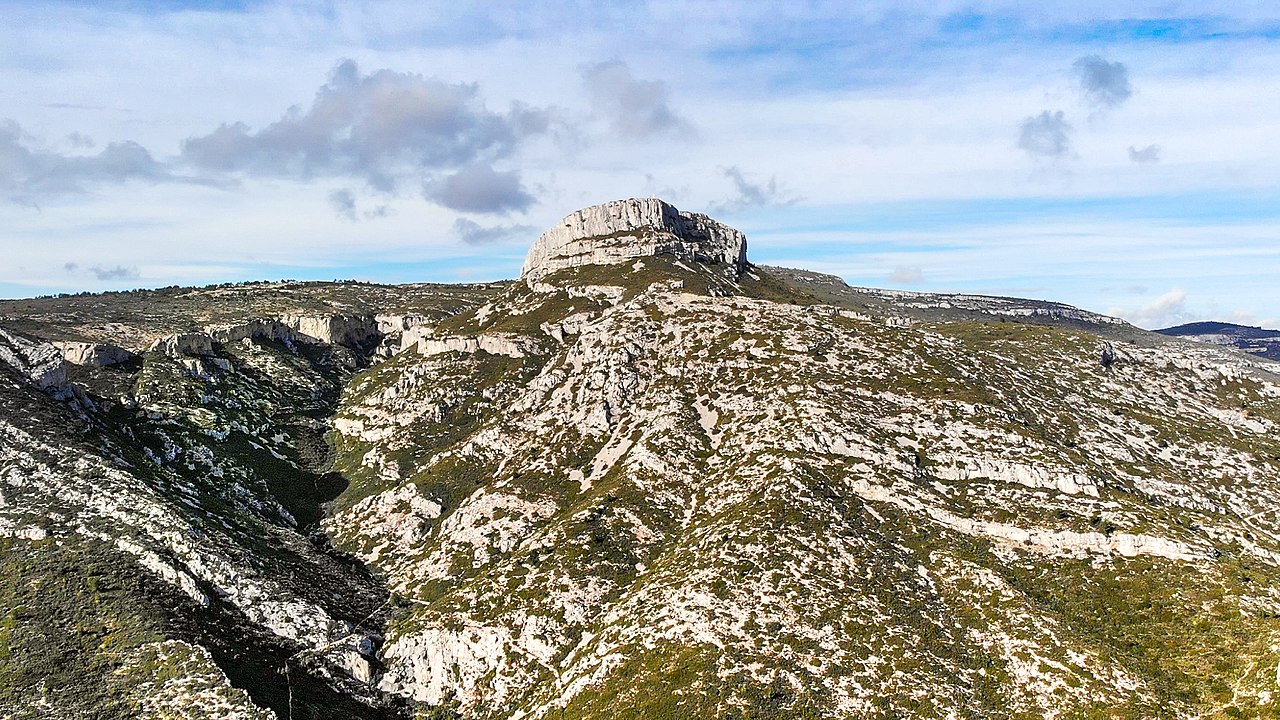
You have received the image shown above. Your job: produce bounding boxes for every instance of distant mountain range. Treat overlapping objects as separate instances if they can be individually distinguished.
[1156,321,1280,361]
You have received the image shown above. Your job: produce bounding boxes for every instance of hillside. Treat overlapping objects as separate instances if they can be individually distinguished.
[1157,321,1280,362]
[3,199,1280,719]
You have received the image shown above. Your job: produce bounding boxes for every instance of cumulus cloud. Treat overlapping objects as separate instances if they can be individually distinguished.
[1073,55,1132,109]
[453,218,535,246]
[1111,287,1190,329]
[1017,110,1072,160]
[889,266,924,284]
[425,164,534,214]
[88,265,140,281]
[582,60,693,140]
[0,120,177,205]
[709,166,800,214]
[181,59,548,199]
[1128,144,1161,164]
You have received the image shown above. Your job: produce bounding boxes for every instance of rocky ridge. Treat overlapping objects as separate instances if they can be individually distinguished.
[2,203,1280,719]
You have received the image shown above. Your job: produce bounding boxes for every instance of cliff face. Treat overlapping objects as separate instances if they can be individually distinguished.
[520,197,747,280]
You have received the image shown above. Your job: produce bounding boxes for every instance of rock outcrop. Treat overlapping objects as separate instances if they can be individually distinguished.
[0,327,67,391]
[281,314,381,348]
[205,319,299,347]
[52,341,137,367]
[521,198,747,280]
[148,332,216,357]
[376,314,431,335]
[146,315,386,359]
[401,327,532,358]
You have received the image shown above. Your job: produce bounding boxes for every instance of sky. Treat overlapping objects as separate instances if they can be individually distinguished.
[2,1,1278,329]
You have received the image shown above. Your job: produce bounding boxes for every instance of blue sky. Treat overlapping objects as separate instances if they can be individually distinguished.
[1,1,1278,328]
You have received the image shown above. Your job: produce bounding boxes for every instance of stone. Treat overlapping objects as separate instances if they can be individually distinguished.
[521,198,748,280]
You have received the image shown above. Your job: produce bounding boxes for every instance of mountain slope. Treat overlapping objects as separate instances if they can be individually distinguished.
[0,281,499,719]
[3,201,1280,719]
[324,254,1280,719]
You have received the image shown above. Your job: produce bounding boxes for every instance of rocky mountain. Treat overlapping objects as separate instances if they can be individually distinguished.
[1158,321,1280,362]
[3,198,1280,719]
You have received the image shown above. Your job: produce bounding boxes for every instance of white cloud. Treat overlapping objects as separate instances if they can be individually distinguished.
[453,218,535,246]
[1109,288,1189,329]
[888,266,924,284]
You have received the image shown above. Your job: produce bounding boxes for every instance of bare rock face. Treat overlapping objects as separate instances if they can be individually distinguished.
[148,332,216,357]
[53,341,137,368]
[205,319,299,347]
[0,327,67,391]
[520,197,747,280]
[280,314,381,348]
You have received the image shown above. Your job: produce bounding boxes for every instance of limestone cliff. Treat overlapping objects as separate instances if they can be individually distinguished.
[520,197,747,280]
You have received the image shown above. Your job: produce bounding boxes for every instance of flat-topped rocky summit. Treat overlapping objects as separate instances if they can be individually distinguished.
[520,197,748,280]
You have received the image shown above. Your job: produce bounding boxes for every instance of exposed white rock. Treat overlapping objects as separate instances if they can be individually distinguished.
[281,314,381,347]
[205,319,299,347]
[376,313,432,334]
[402,329,533,358]
[379,624,512,705]
[148,332,216,357]
[521,198,747,280]
[53,341,137,367]
[932,455,1099,497]
[0,327,67,391]
[121,641,275,720]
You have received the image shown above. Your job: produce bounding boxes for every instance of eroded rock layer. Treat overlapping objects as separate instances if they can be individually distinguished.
[520,197,747,280]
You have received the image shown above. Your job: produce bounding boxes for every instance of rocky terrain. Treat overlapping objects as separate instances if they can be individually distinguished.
[1158,321,1280,362]
[3,199,1280,719]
